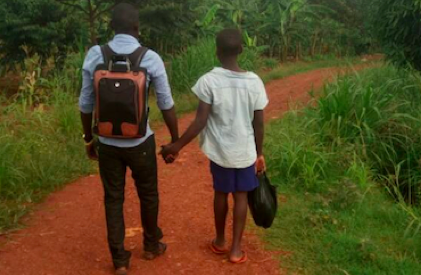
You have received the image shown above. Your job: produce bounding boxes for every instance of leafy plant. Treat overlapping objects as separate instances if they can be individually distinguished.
[372,0,421,70]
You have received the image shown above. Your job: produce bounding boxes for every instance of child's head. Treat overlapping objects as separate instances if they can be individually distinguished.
[216,29,243,62]
[111,3,139,36]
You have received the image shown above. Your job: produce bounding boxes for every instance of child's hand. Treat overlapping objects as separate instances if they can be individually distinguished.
[160,144,179,164]
[255,155,266,175]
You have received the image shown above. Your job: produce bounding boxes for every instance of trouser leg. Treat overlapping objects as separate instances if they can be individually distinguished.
[125,136,163,253]
[99,143,131,269]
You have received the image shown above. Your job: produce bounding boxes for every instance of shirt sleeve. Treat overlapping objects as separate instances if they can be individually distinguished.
[254,78,269,111]
[192,76,212,104]
[79,46,103,114]
[144,51,174,111]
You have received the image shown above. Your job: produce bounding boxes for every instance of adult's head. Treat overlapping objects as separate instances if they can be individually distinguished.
[216,28,243,61]
[111,3,139,37]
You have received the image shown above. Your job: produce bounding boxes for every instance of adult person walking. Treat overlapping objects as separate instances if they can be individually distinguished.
[79,3,179,275]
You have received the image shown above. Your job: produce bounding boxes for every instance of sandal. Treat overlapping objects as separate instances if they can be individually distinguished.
[143,242,167,260]
[209,240,229,255]
[229,251,248,264]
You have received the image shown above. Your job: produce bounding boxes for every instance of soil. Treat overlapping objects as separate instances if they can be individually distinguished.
[0,65,369,275]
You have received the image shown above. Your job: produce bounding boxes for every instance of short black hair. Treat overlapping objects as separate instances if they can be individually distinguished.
[111,3,139,34]
[216,29,243,56]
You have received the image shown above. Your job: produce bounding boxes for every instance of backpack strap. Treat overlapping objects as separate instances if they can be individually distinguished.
[100,44,116,68]
[129,47,149,69]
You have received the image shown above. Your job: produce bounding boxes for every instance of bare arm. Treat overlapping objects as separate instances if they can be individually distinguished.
[253,110,266,173]
[161,107,179,143]
[253,110,264,157]
[161,100,211,157]
[81,112,94,142]
[80,112,98,160]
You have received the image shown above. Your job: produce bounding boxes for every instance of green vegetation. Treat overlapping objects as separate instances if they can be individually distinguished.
[0,0,373,67]
[0,74,94,232]
[263,65,421,274]
[371,0,421,71]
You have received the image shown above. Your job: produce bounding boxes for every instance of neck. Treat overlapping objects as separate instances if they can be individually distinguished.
[220,57,244,72]
[116,32,138,39]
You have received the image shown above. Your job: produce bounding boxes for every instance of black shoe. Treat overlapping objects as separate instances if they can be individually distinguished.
[143,242,167,260]
[115,267,128,275]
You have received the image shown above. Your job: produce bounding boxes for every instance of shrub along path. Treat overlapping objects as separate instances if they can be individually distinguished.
[0,65,368,275]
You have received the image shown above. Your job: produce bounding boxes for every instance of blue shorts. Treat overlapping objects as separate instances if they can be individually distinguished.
[210,161,259,193]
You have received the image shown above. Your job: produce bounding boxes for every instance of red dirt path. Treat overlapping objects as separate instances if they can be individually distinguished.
[0,66,364,275]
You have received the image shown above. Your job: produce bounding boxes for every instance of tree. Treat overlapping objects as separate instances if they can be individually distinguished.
[372,0,421,70]
[0,0,82,67]
[54,0,141,45]
[259,0,320,61]
[137,0,195,53]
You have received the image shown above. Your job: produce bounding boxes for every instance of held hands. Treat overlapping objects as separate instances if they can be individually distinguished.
[256,155,266,175]
[160,143,180,164]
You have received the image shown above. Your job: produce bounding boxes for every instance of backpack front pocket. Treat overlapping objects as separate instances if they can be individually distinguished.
[98,78,138,137]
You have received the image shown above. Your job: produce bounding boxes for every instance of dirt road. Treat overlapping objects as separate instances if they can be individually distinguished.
[0,66,362,275]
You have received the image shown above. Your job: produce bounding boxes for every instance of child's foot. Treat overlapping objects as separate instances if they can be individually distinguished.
[209,239,229,254]
[229,250,247,264]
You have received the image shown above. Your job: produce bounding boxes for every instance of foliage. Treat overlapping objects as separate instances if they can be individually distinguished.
[315,67,421,204]
[138,1,195,53]
[0,0,83,68]
[272,65,421,205]
[266,65,421,205]
[263,183,421,274]
[262,65,421,274]
[0,0,375,67]
[371,0,421,71]
[54,0,141,45]
[0,80,94,233]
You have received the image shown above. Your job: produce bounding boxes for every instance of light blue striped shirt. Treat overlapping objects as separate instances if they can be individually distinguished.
[79,34,174,148]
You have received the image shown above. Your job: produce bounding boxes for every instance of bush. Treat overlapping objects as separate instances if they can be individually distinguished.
[372,0,421,70]
[0,0,82,68]
[268,65,421,204]
[0,76,94,232]
[314,66,421,204]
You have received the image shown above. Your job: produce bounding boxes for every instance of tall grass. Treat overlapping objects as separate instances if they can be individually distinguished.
[0,72,94,233]
[263,65,421,274]
[315,66,421,204]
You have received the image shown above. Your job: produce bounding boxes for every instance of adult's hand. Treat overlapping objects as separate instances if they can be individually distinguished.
[160,144,179,164]
[85,140,99,161]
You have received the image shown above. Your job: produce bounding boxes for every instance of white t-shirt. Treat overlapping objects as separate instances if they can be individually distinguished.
[192,67,269,169]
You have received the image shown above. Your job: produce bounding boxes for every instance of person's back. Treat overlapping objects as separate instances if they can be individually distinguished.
[79,3,179,275]
[193,68,267,168]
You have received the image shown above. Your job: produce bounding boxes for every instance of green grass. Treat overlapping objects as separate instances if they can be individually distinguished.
[265,186,421,275]
[0,79,94,233]
[261,65,421,274]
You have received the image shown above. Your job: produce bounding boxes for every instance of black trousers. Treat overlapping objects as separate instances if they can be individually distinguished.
[98,135,163,269]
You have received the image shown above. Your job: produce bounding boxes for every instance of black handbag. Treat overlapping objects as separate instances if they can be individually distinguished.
[248,172,278,229]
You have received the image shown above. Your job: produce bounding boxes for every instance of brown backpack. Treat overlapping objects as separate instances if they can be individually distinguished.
[93,45,149,139]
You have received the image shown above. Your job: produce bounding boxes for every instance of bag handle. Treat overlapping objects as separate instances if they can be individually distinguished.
[101,45,149,72]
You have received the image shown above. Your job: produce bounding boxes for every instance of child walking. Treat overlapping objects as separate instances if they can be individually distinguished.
[161,29,268,263]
